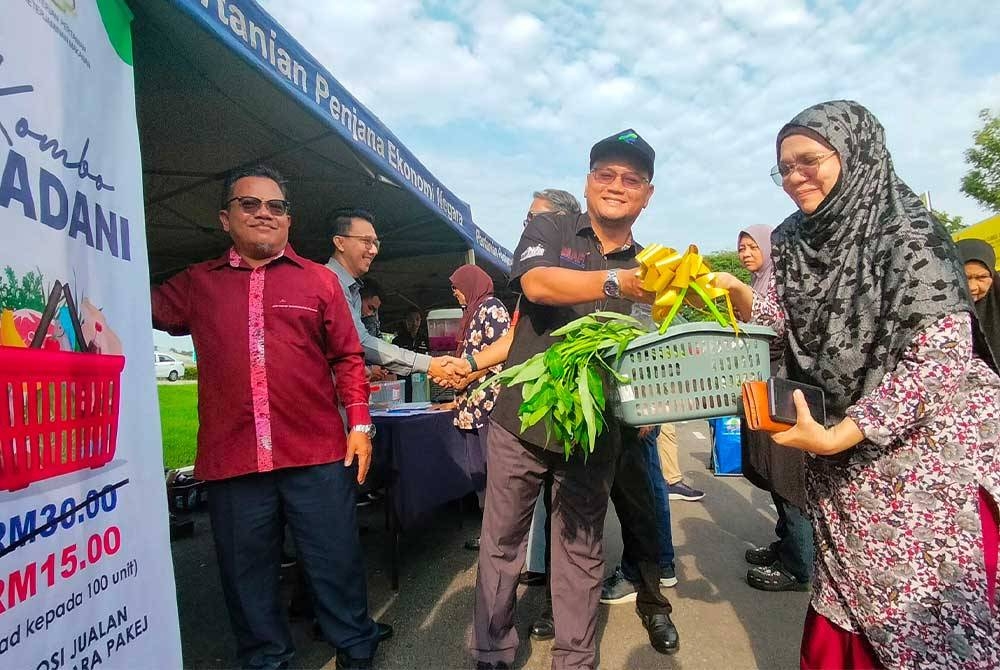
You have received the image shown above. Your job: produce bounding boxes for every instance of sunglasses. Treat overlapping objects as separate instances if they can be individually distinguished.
[225,196,291,216]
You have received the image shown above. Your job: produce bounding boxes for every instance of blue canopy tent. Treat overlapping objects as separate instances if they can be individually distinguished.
[129,0,512,322]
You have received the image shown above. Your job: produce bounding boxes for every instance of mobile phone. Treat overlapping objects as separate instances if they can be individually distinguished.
[767,378,826,426]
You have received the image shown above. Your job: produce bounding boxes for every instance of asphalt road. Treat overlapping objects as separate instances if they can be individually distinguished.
[169,420,810,669]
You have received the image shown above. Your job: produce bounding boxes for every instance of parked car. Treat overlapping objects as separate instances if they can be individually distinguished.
[155,353,186,381]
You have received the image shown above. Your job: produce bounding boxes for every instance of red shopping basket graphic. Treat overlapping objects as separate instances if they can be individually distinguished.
[1,347,125,491]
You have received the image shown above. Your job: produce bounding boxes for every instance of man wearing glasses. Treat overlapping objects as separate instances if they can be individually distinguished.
[152,165,389,670]
[470,130,677,670]
[325,209,461,383]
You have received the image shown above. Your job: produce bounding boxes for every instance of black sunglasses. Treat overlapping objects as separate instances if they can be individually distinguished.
[225,196,291,216]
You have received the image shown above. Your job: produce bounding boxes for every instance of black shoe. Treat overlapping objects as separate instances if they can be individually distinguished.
[638,611,679,655]
[518,571,546,586]
[336,651,372,669]
[529,609,554,641]
[463,537,481,551]
[747,562,810,592]
[744,543,779,566]
[475,662,511,669]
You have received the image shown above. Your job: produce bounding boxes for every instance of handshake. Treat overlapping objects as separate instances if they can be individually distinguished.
[428,355,475,390]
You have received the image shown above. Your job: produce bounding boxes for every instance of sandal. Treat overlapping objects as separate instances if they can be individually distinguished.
[744,543,779,566]
[747,562,810,592]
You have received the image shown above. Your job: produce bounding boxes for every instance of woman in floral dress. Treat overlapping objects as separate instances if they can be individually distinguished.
[717,100,1000,669]
[449,264,511,551]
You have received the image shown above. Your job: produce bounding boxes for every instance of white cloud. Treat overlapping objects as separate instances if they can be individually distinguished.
[261,0,1000,254]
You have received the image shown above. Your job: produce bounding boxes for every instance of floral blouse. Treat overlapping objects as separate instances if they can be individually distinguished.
[454,297,511,430]
[753,283,1000,669]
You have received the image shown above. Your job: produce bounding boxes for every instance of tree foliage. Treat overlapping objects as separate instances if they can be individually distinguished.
[961,109,1000,212]
[932,209,965,234]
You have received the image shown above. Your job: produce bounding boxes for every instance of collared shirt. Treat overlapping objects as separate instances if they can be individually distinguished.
[324,257,432,375]
[491,211,639,450]
[152,246,371,481]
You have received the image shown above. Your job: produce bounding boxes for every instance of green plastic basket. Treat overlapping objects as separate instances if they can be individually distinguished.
[606,322,776,426]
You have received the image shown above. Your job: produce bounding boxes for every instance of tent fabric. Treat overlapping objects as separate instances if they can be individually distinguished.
[129,0,513,323]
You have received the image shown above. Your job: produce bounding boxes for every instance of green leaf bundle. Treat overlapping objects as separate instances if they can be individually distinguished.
[484,312,646,460]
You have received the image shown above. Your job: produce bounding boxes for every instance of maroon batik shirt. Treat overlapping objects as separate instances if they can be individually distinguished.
[152,246,371,481]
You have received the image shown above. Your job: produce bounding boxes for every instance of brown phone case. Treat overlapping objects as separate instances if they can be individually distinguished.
[741,380,794,433]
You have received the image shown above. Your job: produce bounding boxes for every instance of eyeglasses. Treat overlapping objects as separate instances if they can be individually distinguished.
[770,152,837,186]
[225,196,291,216]
[590,168,649,190]
[337,234,381,251]
[966,272,993,283]
[523,211,547,227]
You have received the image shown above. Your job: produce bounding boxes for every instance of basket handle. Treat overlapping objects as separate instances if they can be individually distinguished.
[61,284,89,352]
[30,280,63,348]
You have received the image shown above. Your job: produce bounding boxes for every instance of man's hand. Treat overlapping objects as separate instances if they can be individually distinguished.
[345,430,373,484]
[619,270,656,304]
[367,365,390,382]
[771,390,863,456]
[429,355,470,387]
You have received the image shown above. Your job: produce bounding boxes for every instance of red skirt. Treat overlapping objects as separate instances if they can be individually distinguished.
[800,488,999,670]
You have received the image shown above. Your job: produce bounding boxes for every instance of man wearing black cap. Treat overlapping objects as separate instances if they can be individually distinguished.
[470,129,678,670]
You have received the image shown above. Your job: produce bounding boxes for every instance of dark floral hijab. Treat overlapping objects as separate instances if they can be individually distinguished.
[771,100,988,420]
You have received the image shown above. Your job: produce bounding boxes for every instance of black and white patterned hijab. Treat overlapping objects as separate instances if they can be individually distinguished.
[770,100,986,421]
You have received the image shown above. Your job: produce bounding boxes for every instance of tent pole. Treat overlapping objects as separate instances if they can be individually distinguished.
[466,248,475,266]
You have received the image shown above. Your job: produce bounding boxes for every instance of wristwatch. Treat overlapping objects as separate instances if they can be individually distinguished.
[603,269,621,298]
[351,424,376,438]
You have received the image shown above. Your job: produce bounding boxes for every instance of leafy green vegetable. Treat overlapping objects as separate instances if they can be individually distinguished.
[482,312,646,460]
[0,267,46,312]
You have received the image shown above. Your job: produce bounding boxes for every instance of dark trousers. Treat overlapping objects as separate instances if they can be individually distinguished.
[773,492,814,583]
[207,463,379,669]
[613,428,672,616]
[471,420,617,670]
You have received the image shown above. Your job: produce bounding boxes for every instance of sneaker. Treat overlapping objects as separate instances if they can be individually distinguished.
[744,543,779,566]
[600,567,638,604]
[667,480,705,501]
[747,562,810,592]
[659,564,678,588]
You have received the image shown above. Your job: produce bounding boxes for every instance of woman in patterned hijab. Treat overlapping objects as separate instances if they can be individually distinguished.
[747,100,1000,669]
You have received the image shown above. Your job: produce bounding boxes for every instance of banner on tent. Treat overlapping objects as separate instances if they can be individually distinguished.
[0,1,182,668]
[182,0,512,272]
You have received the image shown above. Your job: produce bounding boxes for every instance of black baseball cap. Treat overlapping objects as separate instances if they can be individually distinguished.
[590,128,655,179]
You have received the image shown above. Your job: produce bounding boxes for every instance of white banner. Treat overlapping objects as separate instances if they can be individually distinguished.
[0,1,183,669]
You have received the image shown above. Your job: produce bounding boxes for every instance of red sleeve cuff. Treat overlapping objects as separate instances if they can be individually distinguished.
[345,403,372,427]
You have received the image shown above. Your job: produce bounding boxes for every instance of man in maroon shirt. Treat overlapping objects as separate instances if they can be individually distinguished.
[152,165,390,670]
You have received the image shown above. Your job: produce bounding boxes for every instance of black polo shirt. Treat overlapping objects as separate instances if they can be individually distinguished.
[492,211,641,451]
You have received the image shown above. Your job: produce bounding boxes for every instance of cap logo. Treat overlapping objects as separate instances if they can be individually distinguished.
[617,131,638,144]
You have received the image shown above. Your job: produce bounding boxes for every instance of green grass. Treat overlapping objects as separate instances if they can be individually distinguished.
[159,384,199,469]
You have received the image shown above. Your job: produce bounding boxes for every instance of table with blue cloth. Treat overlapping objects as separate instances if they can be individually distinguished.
[371,407,486,590]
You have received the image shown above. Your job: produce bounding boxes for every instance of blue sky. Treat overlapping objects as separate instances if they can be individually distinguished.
[254,0,999,252]
[157,0,1000,350]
